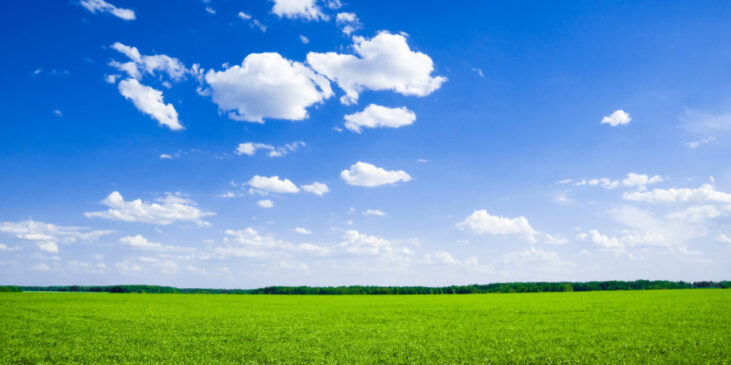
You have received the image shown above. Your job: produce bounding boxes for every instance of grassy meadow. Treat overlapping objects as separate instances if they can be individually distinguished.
[1,289,729,364]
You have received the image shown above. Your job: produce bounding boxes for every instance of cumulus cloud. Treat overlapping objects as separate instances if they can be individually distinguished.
[120,234,190,252]
[109,43,187,82]
[271,0,328,21]
[621,173,663,190]
[623,184,731,204]
[336,12,361,35]
[257,199,274,208]
[84,191,213,226]
[577,229,670,255]
[295,227,312,235]
[204,53,333,122]
[301,182,330,196]
[601,109,631,127]
[718,234,731,244]
[118,79,183,130]
[344,104,416,133]
[456,210,539,242]
[0,220,112,253]
[577,229,627,253]
[338,230,408,256]
[211,228,330,258]
[362,209,386,216]
[236,141,305,157]
[248,176,300,194]
[340,162,411,187]
[307,32,447,104]
[79,0,135,20]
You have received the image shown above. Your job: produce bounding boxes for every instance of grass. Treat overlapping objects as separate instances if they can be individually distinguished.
[1,290,729,364]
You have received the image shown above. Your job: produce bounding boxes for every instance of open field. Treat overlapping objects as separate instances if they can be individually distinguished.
[1,290,729,364]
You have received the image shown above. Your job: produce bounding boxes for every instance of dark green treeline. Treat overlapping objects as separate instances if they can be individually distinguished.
[5,280,730,295]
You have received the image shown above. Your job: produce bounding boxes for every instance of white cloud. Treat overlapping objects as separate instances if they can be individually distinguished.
[339,230,399,255]
[336,12,361,35]
[340,162,411,187]
[622,173,663,190]
[666,205,724,222]
[84,191,213,226]
[119,234,190,252]
[455,210,538,242]
[238,11,267,32]
[248,176,301,194]
[110,43,187,82]
[601,109,631,127]
[104,74,120,84]
[472,67,484,77]
[344,104,416,133]
[577,230,627,252]
[205,7,215,14]
[623,184,731,204]
[251,19,267,32]
[236,142,272,156]
[325,0,341,9]
[236,141,305,157]
[542,233,569,245]
[212,228,330,258]
[687,136,716,149]
[257,199,274,208]
[160,153,174,159]
[295,227,312,235]
[424,250,461,265]
[271,0,328,21]
[572,173,662,190]
[717,234,731,244]
[299,35,310,44]
[301,182,330,196]
[204,53,333,122]
[53,110,63,118]
[362,209,386,216]
[577,228,673,255]
[307,32,447,104]
[118,78,183,130]
[0,220,112,253]
[79,0,135,20]
[575,178,619,189]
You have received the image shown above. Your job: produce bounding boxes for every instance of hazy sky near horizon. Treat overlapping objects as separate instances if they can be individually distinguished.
[1,0,730,288]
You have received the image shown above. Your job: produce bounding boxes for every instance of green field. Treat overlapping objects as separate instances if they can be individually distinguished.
[1,290,729,364]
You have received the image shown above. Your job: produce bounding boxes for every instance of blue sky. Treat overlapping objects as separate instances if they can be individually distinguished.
[1,0,730,288]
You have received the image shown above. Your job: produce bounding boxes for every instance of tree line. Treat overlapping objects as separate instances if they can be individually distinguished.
[4,280,729,295]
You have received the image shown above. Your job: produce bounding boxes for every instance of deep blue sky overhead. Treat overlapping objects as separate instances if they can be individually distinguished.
[1,0,730,287]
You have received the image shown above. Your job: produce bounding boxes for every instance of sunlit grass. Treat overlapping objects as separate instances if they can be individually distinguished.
[1,290,729,363]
